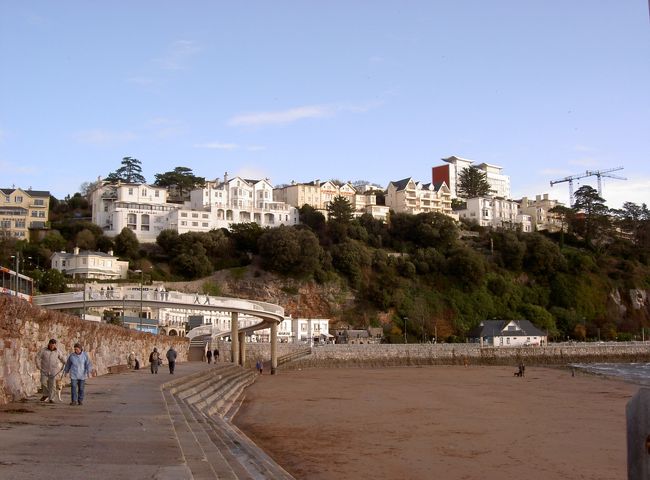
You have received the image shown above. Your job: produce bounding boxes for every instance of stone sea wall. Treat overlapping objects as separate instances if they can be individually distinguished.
[223,342,650,370]
[0,296,189,404]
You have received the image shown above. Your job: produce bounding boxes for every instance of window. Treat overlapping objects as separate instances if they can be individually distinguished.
[127,213,137,230]
[192,222,198,226]
[128,188,133,195]
[141,189,147,196]
[155,190,159,197]
[0,220,10,228]
[34,199,44,206]
[202,222,209,227]
[181,212,187,217]
[15,196,23,203]
[15,219,25,228]
[202,213,208,219]
[141,214,150,231]
[191,213,198,218]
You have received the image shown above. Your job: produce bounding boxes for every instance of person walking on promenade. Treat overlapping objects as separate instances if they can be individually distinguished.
[149,348,160,374]
[166,346,177,374]
[63,343,92,406]
[213,348,219,363]
[127,352,135,369]
[36,339,66,403]
[206,349,213,364]
[256,360,263,374]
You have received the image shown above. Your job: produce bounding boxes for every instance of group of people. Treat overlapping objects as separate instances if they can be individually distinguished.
[36,338,92,406]
[205,347,219,363]
[149,347,178,374]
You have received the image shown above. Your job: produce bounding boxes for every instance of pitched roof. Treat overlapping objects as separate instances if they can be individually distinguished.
[467,320,547,338]
[1,188,50,197]
[389,177,412,191]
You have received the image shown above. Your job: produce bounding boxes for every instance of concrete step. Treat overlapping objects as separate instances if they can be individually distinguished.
[183,367,245,405]
[175,365,240,399]
[162,388,220,479]
[195,370,255,415]
[204,371,257,418]
[171,392,244,480]
[204,413,295,480]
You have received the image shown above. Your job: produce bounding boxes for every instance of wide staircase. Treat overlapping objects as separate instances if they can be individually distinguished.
[162,363,295,480]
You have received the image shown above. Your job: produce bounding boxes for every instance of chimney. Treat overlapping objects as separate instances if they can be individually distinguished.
[224,171,229,183]
[74,247,80,255]
[108,249,114,256]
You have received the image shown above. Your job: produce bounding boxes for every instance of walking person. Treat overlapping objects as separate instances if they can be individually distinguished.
[149,348,160,374]
[206,349,213,364]
[127,351,135,369]
[256,359,263,374]
[36,339,66,403]
[166,346,177,374]
[63,343,92,406]
[213,348,219,363]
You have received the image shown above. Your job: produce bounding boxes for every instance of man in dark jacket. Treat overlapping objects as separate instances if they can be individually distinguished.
[166,347,177,374]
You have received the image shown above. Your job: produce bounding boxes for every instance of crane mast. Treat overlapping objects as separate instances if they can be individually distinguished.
[550,167,626,207]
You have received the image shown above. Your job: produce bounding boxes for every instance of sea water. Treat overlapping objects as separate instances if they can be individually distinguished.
[571,362,650,386]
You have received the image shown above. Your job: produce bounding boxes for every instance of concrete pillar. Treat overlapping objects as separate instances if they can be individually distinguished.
[627,388,650,480]
[270,321,278,375]
[231,312,239,365]
[238,331,247,367]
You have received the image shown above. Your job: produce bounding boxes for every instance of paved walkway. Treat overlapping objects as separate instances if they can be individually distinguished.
[0,362,214,480]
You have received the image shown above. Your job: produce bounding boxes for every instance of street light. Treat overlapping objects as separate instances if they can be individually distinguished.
[134,269,144,331]
[403,317,408,344]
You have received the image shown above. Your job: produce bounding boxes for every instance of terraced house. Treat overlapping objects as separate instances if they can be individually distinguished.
[0,187,50,240]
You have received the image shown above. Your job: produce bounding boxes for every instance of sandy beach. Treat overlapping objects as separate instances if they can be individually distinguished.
[233,366,638,480]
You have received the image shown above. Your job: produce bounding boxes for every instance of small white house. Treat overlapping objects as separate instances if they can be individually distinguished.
[51,248,129,279]
[468,319,547,347]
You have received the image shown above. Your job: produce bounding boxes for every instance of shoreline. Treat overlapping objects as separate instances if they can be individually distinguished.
[234,365,638,480]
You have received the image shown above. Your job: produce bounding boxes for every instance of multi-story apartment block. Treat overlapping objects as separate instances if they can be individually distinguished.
[0,187,50,240]
[386,177,456,218]
[456,196,532,232]
[274,179,388,220]
[517,194,564,232]
[433,155,511,199]
[51,247,129,279]
[90,174,299,242]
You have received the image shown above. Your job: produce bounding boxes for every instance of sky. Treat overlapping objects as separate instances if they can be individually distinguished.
[1,1,649,209]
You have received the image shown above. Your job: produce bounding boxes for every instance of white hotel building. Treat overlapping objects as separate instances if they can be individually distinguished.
[90,174,299,242]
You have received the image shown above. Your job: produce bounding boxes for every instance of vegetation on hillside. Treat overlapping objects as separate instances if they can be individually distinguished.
[1,160,649,343]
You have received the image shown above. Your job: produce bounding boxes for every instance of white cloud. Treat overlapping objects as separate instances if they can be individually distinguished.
[73,129,137,145]
[0,159,37,174]
[235,166,270,180]
[154,40,201,71]
[228,105,334,127]
[227,101,380,127]
[568,157,600,168]
[599,177,650,209]
[193,141,239,150]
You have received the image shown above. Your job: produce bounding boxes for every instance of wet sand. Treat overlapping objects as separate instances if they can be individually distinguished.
[233,366,637,480]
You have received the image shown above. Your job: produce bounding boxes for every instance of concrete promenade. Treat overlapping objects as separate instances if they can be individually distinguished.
[0,362,213,480]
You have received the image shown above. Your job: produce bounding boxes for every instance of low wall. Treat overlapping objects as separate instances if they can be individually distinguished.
[215,342,650,369]
[0,296,189,404]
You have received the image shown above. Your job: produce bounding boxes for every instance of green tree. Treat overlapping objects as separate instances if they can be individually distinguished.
[258,226,323,276]
[113,227,140,258]
[327,195,354,223]
[75,229,96,250]
[299,204,327,234]
[153,167,205,199]
[457,167,491,198]
[105,157,146,184]
[572,185,609,246]
[549,204,575,248]
[39,269,67,293]
[229,223,265,254]
[41,231,67,252]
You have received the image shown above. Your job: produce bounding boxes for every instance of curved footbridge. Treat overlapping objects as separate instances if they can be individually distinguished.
[34,289,285,374]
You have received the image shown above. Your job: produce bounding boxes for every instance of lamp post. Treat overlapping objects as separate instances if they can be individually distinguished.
[403,317,408,344]
[134,269,144,331]
[10,252,20,296]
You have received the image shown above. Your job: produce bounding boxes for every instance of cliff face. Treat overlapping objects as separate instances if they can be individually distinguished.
[165,268,352,320]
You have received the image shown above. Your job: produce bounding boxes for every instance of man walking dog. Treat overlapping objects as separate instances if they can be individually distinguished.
[36,339,66,403]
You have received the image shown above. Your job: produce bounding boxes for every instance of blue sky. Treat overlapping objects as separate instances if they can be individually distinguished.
[1,1,649,208]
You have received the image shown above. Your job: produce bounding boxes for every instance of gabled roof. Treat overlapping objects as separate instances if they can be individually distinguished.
[467,320,547,338]
[432,181,450,191]
[1,188,50,197]
[388,177,413,191]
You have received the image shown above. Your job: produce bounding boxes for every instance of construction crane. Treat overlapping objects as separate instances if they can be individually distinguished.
[550,167,626,206]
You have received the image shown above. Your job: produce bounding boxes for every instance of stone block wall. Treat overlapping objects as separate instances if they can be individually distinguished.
[0,296,189,404]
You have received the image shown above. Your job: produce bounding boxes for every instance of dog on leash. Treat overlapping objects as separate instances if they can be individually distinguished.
[55,376,64,401]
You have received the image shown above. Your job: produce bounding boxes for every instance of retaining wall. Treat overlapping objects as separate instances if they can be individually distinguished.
[216,342,650,369]
[0,296,189,404]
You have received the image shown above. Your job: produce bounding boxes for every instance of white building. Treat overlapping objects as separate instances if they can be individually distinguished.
[517,194,564,232]
[275,317,331,343]
[90,175,299,242]
[386,177,456,218]
[468,319,548,347]
[433,155,511,199]
[51,248,129,279]
[274,180,389,221]
[456,197,532,232]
